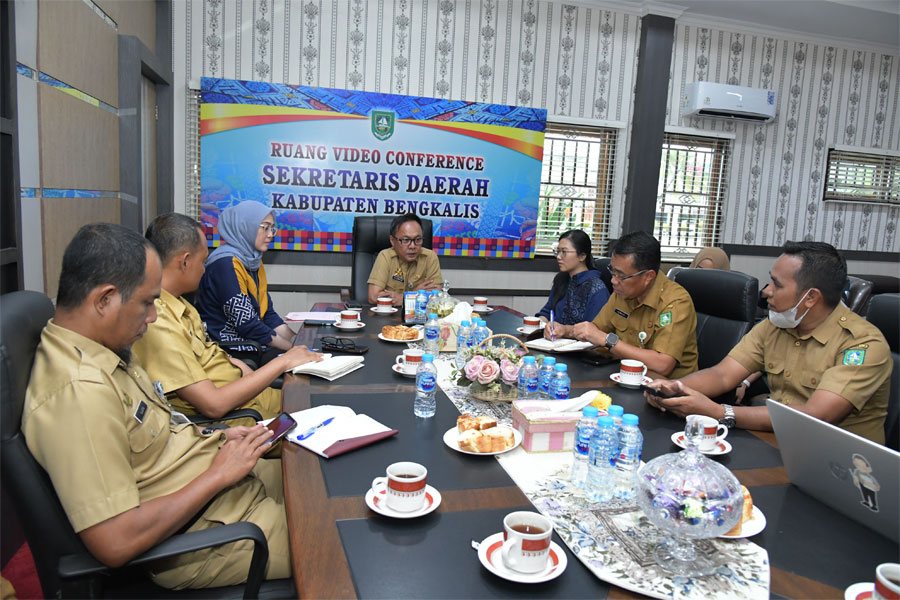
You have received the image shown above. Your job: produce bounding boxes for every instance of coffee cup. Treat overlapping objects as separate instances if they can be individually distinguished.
[376,297,393,311]
[618,359,647,386]
[687,414,729,452]
[522,316,541,333]
[395,349,424,372]
[340,310,359,327]
[875,563,900,600]
[473,296,489,311]
[500,511,553,573]
[371,462,427,512]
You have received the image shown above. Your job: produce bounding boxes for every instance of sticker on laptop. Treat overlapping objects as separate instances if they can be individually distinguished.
[850,453,880,513]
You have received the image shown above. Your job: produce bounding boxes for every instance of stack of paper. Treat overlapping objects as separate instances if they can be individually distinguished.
[282,405,397,458]
[290,354,365,381]
[525,338,596,352]
[284,311,341,323]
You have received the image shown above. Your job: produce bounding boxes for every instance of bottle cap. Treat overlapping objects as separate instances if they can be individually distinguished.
[422,353,434,362]
[597,416,615,427]
[460,320,470,327]
[554,363,568,372]
[523,356,536,364]
[622,414,639,426]
[543,357,556,366]
[608,405,624,417]
[428,313,438,319]
[583,406,599,417]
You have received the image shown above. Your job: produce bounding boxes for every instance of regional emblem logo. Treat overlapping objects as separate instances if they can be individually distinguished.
[371,110,395,141]
[842,348,866,365]
[659,311,672,327]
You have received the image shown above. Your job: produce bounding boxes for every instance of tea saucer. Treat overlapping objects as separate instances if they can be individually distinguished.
[844,581,874,600]
[333,321,365,330]
[391,363,417,378]
[365,484,441,519]
[719,506,766,539]
[476,532,567,584]
[670,432,733,455]
[609,373,652,389]
[370,306,399,314]
[473,306,493,313]
[516,324,545,335]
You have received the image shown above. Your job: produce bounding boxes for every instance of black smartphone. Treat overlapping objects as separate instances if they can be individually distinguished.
[580,355,614,367]
[344,300,363,310]
[639,383,680,399]
[266,412,298,444]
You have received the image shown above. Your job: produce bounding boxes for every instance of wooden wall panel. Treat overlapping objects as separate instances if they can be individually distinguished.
[41,196,120,298]
[39,86,119,191]
[38,0,118,107]
[97,0,156,54]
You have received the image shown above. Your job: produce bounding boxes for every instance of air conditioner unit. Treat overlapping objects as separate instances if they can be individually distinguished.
[681,82,777,123]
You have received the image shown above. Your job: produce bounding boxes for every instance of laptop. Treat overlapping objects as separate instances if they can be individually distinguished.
[768,399,899,543]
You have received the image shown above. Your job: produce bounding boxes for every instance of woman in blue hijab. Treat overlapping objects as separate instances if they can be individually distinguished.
[195,201,294,364]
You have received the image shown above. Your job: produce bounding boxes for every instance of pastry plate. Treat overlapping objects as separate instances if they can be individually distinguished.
[391,363,417,378]
[443,426,522,456]
[719,506,766,539]
[670,432,733,456]
[477,532,567,584]
[333,321,365,330]
[844,582,874,600]
[609,373,652,388]
[370,306,399,314]
[365,485,441,519]
[378,329,424,343]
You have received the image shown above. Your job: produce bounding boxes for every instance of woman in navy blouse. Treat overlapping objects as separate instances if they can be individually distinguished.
[195,201,295,365]
[537,230,610,339]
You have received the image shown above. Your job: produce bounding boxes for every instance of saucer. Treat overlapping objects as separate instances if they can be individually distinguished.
[391,363,417,378]
[477,532,567,584]
[517,324,545,335]
[609,373,652,389]
[844,582,874,600]
[333,321,365,330]
[370,306,399,314]
[670,432,733,456]
[365,484,441,519]
[473,306,493,313]
[719,505,766,539]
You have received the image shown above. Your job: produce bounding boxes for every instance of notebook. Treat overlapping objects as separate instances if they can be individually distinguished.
[767,399,899,542]
[525,337,595,353]
[290,354,365,381]
[265,405,397,458]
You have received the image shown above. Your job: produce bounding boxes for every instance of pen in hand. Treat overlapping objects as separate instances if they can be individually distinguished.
[549,310,555,341]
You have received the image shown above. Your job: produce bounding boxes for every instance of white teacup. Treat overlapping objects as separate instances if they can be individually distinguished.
[395,349,424,372]
[875,562,900,600]
[500,511,553,573]
[340,310,359,327]
[376,296,393,311]
[619,359,647,386]
[473,296,489,311]
[687,414,729,452]
[371,462,427,512]
[522,316,541,333]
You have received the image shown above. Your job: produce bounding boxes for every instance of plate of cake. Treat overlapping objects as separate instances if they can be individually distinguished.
[443,414,521,456]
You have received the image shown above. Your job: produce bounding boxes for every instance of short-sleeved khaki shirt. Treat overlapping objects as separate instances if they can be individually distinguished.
[132,289,281,423]
[592,272,699,378]
[367,247,443,294]
[22,321,288,588]
[728,303,891,444]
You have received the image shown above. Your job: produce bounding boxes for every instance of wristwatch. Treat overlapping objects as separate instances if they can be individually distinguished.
[605,332,619,349]
[720,405,736,428]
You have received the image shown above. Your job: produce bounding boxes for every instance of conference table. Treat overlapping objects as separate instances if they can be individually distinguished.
[282,304,897,599]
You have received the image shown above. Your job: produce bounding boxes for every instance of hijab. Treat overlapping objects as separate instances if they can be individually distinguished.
[206,201,273,270]
[690,247,731,270]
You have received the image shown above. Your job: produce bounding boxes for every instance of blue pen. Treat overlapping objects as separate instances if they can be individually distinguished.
[549,310,555,341]
[297,417,334,440]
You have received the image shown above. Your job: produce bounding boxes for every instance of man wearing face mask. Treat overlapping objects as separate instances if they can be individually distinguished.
[644,241,892,444]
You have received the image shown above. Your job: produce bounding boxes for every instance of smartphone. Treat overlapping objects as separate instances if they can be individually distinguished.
[638,383,680,399]
[580,355,614,367]
[344,300,363,310]
[265,412,298,444]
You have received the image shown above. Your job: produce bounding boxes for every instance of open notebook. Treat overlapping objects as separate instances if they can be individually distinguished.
[290,354,365,381]
[274,405,397,458]
[525,338,595,353]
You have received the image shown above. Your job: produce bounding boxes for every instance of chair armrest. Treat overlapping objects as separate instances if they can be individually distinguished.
[188,408,264,426]
[219,340,263,366]
[59,522,269,599]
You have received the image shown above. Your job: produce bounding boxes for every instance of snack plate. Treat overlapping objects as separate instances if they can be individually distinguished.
[370,306,399,314]
[378,329,424,343]
[333,321,365,330]
[609,373,652,388]
[391,363,417,378]
[476,532,567,584]
[443,427,522,456]
[670,432,733,456]
[719,505,766,539]
[365,485,441,519]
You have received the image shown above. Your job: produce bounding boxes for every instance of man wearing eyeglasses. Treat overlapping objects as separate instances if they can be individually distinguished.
[562,231,699,378]
[367,213,443,305]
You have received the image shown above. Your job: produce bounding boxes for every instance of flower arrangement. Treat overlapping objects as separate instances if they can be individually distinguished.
[453,339,527,402]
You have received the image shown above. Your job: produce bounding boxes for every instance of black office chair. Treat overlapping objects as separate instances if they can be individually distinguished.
[348,216,433,303]
[849,274,900,315]
[866,293,899,451]
[593,257,613,294]
[842,275,874,315]
[0,291,292,598]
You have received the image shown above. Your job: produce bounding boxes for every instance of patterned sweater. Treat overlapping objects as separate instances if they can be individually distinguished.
[537,269,610,325]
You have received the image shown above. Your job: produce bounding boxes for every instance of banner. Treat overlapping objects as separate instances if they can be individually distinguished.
[199,77,546,257]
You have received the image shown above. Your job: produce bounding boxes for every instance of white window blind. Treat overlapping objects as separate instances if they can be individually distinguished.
[536,123,618,256]
[823,148,900,206]
[654,133,730,260]
[186,88,201,220]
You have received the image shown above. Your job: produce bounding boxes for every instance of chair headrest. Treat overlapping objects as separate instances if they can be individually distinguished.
[867,293,899,352]
[668,268,759,323]
[842,276,874,314]
[352,216,433,254]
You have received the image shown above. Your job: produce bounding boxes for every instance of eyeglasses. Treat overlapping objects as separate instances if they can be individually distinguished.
[320,336,358,351]
[393,236,424,247]
[554,249,577,257]
[259,223,279,235]
[607,265,649,281]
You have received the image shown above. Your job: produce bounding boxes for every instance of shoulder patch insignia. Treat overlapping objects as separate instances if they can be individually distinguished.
[659,311,673,327]
[843,349,866,365]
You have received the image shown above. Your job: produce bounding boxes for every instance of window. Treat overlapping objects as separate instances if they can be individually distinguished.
[823,148,899,206]
[654,133,730,259]
[535,123,618,256]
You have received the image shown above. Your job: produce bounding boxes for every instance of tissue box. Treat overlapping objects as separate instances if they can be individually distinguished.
[437,322,458,352]
[512,400,583,453]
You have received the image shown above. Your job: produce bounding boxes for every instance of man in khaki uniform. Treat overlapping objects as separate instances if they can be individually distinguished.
[647,241,891,444]
[367,213,443,305]
[133,213,320,426]
[556,231,698,378]
[23,223,289,589]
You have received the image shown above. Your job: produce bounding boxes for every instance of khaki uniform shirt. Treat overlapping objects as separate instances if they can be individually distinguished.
[729,303,891,444]
[592,272,699,378]
[22,321,289,588]
[367,247,443,294]
[132,289,281,424]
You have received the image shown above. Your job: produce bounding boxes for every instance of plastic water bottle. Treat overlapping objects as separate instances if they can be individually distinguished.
[607,404,624,429]
[414,353,437,418]
[614,414,643,500]
[571,406,599,488]
[414,290,428,324]
[517,356,540,399]
[455,320,472,368]
[548,363,570,400]
[424,313,440,355]
[538,356,556,398]
[587,416,618,502]
[471,318,489,349]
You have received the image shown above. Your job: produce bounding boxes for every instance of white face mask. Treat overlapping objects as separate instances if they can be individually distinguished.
[768,289,811,329]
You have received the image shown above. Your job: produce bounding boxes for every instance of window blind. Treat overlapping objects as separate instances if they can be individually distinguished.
[823,149,899,206]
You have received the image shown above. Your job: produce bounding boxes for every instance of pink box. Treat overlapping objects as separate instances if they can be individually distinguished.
[512,400,600,453]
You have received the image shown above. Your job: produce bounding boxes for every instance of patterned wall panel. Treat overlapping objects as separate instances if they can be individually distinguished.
[668,24,899,252]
